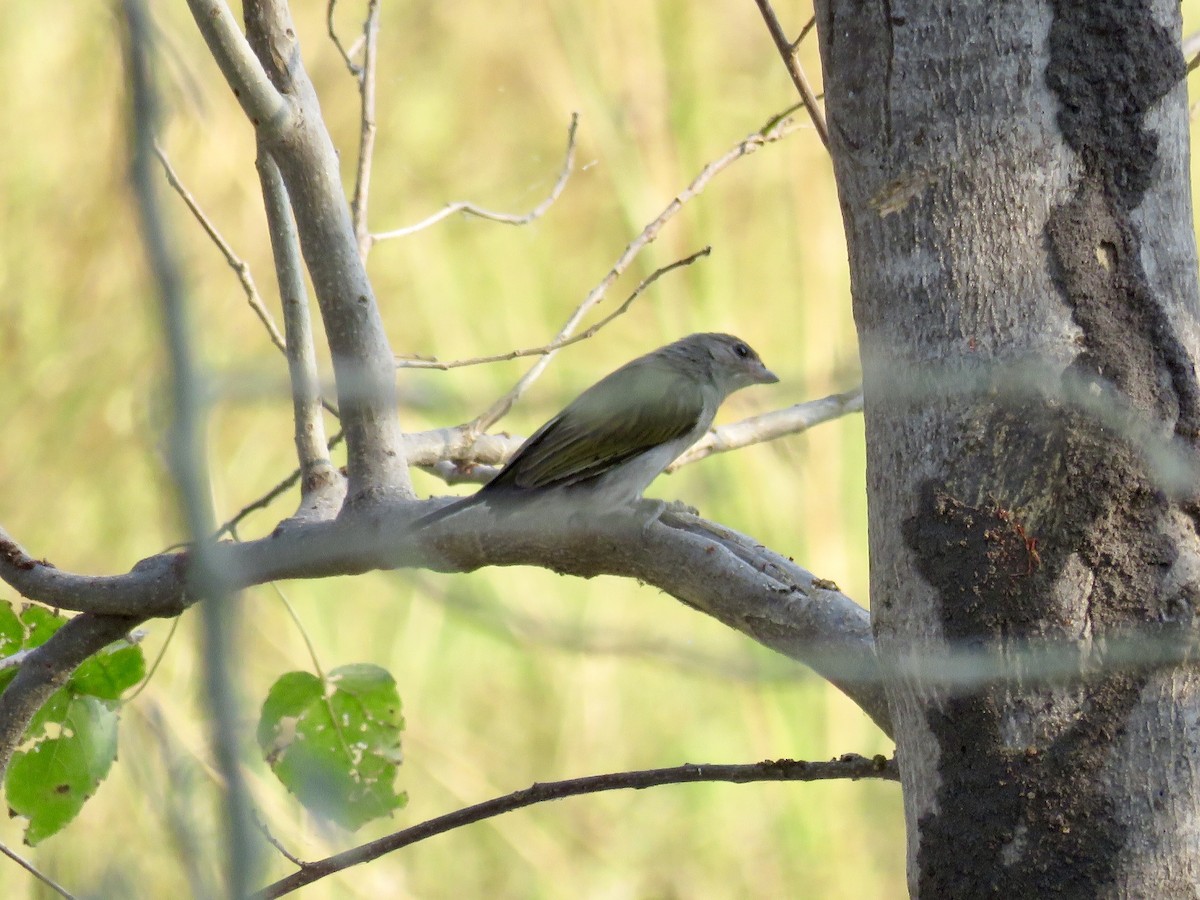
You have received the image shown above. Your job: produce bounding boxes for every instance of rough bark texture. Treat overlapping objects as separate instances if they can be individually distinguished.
[814,0,1200,895]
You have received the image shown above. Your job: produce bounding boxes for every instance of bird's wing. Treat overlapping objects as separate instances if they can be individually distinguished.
[489,361,706,492]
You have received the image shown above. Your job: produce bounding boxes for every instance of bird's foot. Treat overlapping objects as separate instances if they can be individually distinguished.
[634,498,697,535]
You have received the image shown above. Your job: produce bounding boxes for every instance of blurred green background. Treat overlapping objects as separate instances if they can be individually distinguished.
[3,1,1197,897]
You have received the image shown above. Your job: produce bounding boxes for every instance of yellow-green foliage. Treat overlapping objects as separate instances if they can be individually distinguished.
[17,0,1200,897]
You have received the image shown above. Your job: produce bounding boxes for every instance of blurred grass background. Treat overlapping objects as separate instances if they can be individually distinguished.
[4,1,1197,897]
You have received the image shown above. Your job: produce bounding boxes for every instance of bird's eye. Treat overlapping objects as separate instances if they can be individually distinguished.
[734,342,750,358]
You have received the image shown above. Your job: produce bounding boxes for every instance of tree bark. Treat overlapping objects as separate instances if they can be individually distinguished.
[814,0,1200,895]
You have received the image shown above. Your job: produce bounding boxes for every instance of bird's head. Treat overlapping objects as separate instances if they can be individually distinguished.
[671,332,779,397]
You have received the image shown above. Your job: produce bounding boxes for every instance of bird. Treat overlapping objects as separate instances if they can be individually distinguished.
[415,332,778,530]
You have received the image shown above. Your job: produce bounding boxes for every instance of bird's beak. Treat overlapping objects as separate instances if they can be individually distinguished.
[756,363,780,385]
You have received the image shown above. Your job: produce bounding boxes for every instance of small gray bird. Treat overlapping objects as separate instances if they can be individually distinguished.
[418,332,778,527]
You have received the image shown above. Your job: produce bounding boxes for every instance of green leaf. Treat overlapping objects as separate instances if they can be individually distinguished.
[0,603,69,695]
[0,600,144,842]
[0,601,23,655]
[258,664,406,830]
[6,695,119,845]
[70,642,146,700]
[20,606,66,649]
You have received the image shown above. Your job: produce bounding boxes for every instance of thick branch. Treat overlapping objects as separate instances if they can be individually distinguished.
[0,505,889,768]
[237,0,410,503]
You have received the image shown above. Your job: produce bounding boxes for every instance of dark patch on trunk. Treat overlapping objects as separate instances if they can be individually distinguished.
[1044,1,1180,210]
[903,391,1180,892]
[1044,0,1199,442]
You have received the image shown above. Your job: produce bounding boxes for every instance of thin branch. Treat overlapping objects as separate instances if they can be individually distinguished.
[124,616,180,702]
[396,247,711,370]
[0,840,78,900]
[155,143,288,354]
[474,106,804,433]
[752,0,830,150]
[373,113,580,243]
[350,0,381,260]
[791,15,817,51]
[254,808,308,869]
[668,387,863,471]
[326,0,365,74]
[417,460,502,485]
[1185,29,1200,74]
[256,148,338,490]
[185,0,287,129]
[256,755,897,898]
[160,139,340,422]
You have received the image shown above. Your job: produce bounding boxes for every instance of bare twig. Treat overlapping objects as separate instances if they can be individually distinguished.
[350,0,381,260]
[159,139,340,422]
[0,840,78,900]
[474,107,804,432]
[1185,29,1200,74]
[395,247,711,370]
[752,0,829,150]
[668,387,863,470]
[155,143,288,354]
[124,617,180,702]
[256,755,897,897]
[792,15,817,51]
[254,808,308,869]
[326,0,365,74]
[256,149,337,488]
[372,113,580,243]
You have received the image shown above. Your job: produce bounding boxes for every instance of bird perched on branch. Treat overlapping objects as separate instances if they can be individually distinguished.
[417,332,778,528]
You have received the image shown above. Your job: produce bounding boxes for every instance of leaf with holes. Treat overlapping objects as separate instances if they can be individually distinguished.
[258,664,406,830]
[0,599,145,842]
[6,695,119,845]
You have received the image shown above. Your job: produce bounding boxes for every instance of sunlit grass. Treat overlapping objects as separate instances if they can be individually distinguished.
[13,0,1196,896]
[6,0,882,893]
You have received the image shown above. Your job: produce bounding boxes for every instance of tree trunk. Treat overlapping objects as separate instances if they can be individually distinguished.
[814,0,1200,895]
